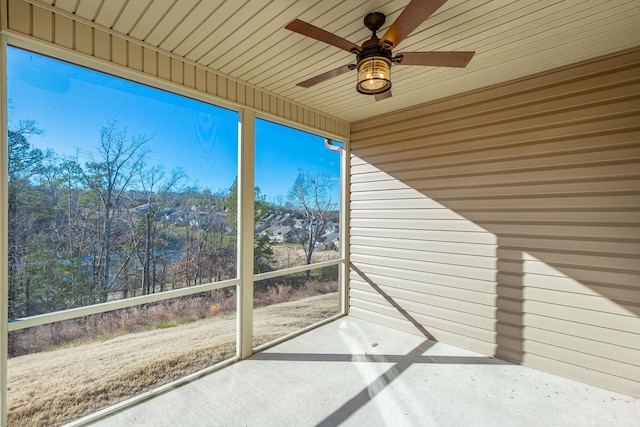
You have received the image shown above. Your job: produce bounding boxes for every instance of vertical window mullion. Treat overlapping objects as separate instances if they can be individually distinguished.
[340,140,350,315]
[237,108,255,359]
[1,35,9,427]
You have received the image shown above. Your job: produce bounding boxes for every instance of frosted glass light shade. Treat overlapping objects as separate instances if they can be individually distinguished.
[356,57,391,94]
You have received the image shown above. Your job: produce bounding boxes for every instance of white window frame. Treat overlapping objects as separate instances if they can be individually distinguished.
[0,35,349,427]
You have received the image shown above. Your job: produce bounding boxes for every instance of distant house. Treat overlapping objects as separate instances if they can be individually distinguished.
[130,203,152,214]
[322,232,340,250]
[268,225,293,243]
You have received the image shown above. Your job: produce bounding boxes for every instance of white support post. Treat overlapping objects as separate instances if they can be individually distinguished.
[340,140,350,315]
[325,138,350,316]
[237,108,255,359]
[0,34,9,427]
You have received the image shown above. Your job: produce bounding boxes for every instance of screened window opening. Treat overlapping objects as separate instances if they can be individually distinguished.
[7,46,239,317]
[3,45,346,427]
[253,119,343,348]
[5,46,239,426]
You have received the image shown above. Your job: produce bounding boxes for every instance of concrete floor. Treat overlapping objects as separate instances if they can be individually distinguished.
[93,317,639,427]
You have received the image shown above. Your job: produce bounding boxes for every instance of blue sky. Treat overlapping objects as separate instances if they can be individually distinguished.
[7,46,340,202]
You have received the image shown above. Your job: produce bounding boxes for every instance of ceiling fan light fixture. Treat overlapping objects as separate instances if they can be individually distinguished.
[356,56,391,95]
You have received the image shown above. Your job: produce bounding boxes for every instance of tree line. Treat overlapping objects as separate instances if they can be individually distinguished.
[7,120,338,320]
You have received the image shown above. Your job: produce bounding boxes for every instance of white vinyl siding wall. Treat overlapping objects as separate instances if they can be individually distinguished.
[349,48,640,398]
[3,0,349,140]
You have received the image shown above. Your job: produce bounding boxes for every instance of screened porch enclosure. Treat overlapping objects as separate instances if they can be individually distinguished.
[1,1,639,426]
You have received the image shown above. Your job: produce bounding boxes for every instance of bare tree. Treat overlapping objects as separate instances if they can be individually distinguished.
[136,165,186,294]
[80,121,151,302]
[7,120,45,318]
[286,170,337,274]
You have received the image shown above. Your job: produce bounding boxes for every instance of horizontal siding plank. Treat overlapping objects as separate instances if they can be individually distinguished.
[350,263,497,294]
[524,288,639,318]
[522,327,638,367]
[498,235,640,257]
[349,307,497,356]
[352,124,640,166]
[525,352,640,398]
[351,244,497,270]
[350,287,496,323]
[350,199,446,210]
[424,194,640,210]
[348,190,441,200]
[351,253,497,282]
[520,275,640,301]
[366,146,640,179]
[350,236,496,257]
[350,282,496,318]
[351,103,639,155]
[385,163,640,192]
[350,298,497,345]
[358,160,640,200]
[353,99,640,154]
[349,273,497,307]
[350,218,490,233]
[351,62,640,142]
[526,341,640,388]
[468,223,638,241]
[524,344,639,383]
[350,67,640,144]
[525,314,639,350]
[522,262,639,288]
[351,227,497,245]
[498,249,640,276]
[523,301,639,334]
[453,208,640,225]
[350,208,471,220]
[350,205,640,225]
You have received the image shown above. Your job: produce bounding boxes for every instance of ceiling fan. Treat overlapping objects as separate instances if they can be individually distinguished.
[285,0,474,101]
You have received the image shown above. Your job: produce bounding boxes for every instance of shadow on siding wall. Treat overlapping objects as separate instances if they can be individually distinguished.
[348,47,640,397]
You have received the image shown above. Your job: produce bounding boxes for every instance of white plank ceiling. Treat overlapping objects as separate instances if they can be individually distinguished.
[38,0,640,123]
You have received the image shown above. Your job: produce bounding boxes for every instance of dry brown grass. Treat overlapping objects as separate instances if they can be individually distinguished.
[271,245,339,269]
[7,293,339,427]
[8,289,236,357]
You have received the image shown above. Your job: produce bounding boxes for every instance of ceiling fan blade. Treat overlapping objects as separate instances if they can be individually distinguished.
[375,90,393,101]
[286,19,361,53]
[296,64,354,88]
[395,51,475,67]
[381,0,448,49]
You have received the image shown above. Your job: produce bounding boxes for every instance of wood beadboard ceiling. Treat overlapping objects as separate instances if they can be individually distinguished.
[35,0,640,123]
